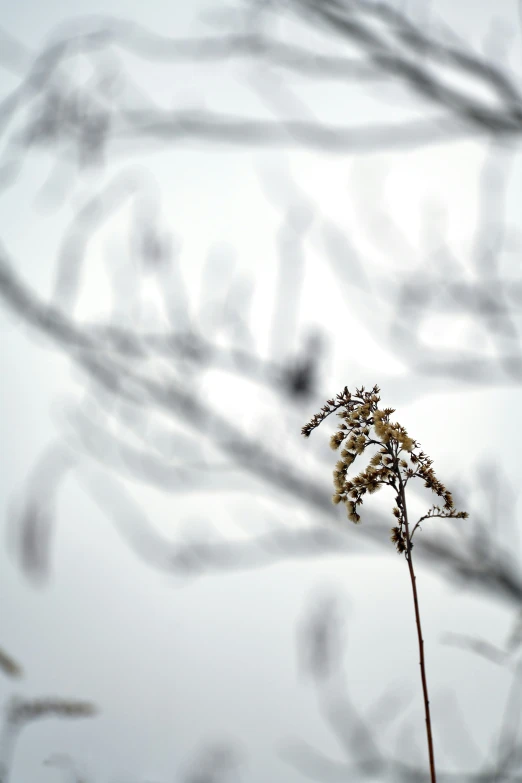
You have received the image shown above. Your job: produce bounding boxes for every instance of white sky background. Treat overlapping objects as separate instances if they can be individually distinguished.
[1,0,522,781]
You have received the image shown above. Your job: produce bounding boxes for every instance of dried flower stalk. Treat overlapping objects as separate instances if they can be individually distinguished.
[302,384,468,783]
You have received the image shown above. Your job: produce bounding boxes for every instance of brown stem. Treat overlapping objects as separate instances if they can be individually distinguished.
[399,477,437,783]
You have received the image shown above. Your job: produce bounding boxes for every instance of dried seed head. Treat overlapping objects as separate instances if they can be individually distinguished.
[302,384,468,542]
[391,527,407,554]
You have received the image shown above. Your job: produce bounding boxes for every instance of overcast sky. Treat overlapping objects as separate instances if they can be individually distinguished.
[1,1,522,781]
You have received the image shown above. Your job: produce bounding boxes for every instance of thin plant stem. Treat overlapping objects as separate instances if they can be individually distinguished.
[399,477,437,783]
[302,384,468,782]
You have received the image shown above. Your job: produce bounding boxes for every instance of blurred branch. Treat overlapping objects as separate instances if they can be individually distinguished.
[261,0,522,134]
[182,742,243,783]
[1,245,521,608]
[285,590,522,782]
[0,1,521,183]
[382,144,522,385]
[1,7,522,780]
[0,651,22,681]
[43,754,89,783]
[0,698,96,783]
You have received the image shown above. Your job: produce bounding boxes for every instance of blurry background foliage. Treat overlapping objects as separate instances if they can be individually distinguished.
[0,0,521,781]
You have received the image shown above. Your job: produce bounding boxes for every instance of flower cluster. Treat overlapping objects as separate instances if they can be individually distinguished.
[302,384,468,553]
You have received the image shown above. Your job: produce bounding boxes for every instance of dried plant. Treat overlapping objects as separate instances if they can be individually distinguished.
[6,697,96,726]
[302,384,469,783]
[0,696,96,783]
